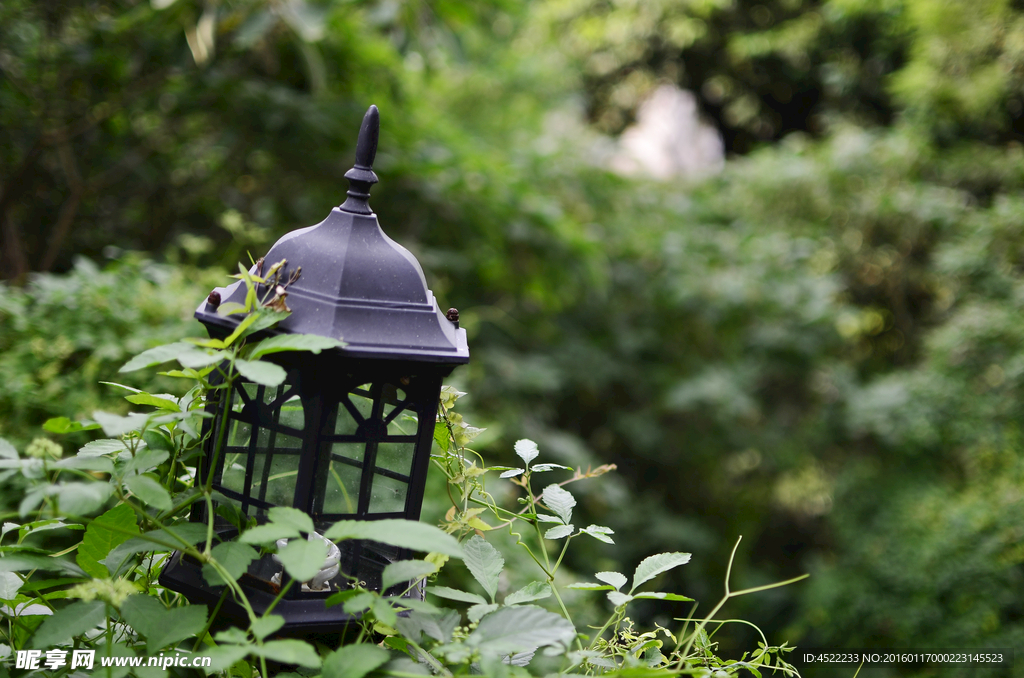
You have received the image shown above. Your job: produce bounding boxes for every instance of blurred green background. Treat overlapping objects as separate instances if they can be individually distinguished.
[3,0,1024,672]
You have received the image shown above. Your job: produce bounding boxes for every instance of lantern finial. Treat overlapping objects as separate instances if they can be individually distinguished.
[340,105,380,215]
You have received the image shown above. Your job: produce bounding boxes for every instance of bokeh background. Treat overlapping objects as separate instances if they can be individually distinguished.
[3,0,1024,673]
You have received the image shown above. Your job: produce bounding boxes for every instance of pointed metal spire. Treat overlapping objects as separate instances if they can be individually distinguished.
[340,105,380,215]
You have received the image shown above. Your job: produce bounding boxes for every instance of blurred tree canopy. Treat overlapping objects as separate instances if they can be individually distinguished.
[4,0,1024,669]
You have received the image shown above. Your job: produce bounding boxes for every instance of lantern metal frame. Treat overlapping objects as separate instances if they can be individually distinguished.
[158,106,468,633]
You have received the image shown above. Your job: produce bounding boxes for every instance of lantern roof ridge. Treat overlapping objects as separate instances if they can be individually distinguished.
[195,105,469,364]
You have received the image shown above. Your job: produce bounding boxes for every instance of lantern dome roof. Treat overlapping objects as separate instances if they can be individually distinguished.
[195,106,468,364]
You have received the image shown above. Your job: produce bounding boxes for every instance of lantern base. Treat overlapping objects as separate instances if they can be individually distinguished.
[158,537,422,634]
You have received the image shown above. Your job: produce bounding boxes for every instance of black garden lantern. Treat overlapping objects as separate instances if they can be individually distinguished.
[159,106,468,632]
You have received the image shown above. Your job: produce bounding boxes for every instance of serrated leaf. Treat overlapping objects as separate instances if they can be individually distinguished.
[103,524,208,574]
[514,439,539,466]
[198,645,251,672]
[250,615,286,640]
[324,519,464,557]
[124,393,180,411]
[78,439,129,457]
[583,525,615,544]
[394,609,444,644]
[595,572,628,590]
[541,484,575,525]
[121,595,208,652]
[341,591,375,615]
[203,542,259,586]
[177,348,227,369]
[499,468,525,478]
[535,514,561,523]
[77,504,139,579]
[125,474,172,511]
[249,334,345,359]
[382,560,438,591]
[33,600,105,645]
[427,586,487,605]
[544,524,574,540]
[633,592,695,601]
[267,506,314,534]
[119,342,194,373]
[566,582,614,591]
[277,537,328,583]
[322,643,389,678]
[234,359,287,386]
[257,640,321,668]
[463,535,503,601]
[468,602,500,622]
[631,553,692,592]
[0,572,23,600]
[505,581,551,606]
[372,596,398,627]
[239,522,300,544]
[607,591,633,607]
[432,421,450,452]
[239,308,290,335]
[466,605,576,654]
[123,448,168,476]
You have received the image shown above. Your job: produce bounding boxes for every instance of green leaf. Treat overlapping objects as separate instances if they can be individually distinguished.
[119,342,194,373]
[78,439,129,457]
[382,559,438,591]
[499,468,524,478]
[595,571,627,590]
[239,522,299,544]
[54,482,113,515]
[535,514,561,523]
[544,524,574,540]
[33,600,105,645]
[199,645,252,672]
[428,585,487,605]
[372,596,399,627]
[541,484,575,525]
[0,553,84,576]
[54,456,114,473]
[221,311,262,346]
[92,410,148,437]
[505,581,551,605]
[121,595,208,652]
[77,504,139,579]
[341,591,375,614]
[583,525,615,544]
[631,553,692,593]
[276,537,328,582]
[124,393,180,411]
[466,605,576,654]
[125,474,172,511]
[608,591,633,606]
[103,524,208,574]
[215,301,248,317]
[468,602,500,622]
[42,417,101,434]
[249,334,345,359]
[432,421,450,453]
[566,582,614,591]
[513,439,539,466]
[324,519,464,557]
[257,640,321,667]
[234,359,287,386]
[267,506,314,534]
[0,439,17,459]
[203,542,259,586]
[250,615,286,640]
[0,572,23,600]
[322,643,389,678]
[632,592,695,601]
[123,448,169,476]
[239,308,290,335]
[463,535,503,601]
